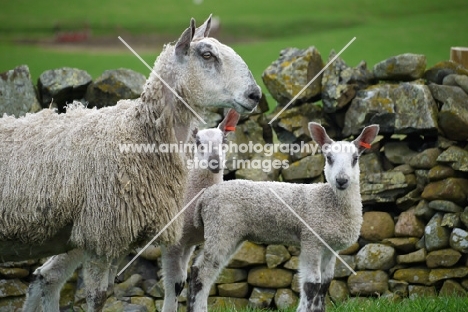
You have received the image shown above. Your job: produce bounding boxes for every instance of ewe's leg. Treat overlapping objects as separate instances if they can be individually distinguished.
[188,239,240,312]
[83,252,112,312]
[161,244,196,312]
[108,255,126,293]
[23,249,85,312]
[297,244,323,312]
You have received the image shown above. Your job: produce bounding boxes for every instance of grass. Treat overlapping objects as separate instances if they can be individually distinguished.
[0,0,467,99]
[329,296,468,312]
[208,296,468,312]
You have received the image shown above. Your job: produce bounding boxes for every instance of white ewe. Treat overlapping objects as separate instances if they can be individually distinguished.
[0,15,261,312]
[187,122,379,312]
[161,109,239,312]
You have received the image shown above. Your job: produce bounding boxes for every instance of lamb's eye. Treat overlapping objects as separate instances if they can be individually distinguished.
[352,155,358,167]
[326,155,334,165]
[202,51,212,59]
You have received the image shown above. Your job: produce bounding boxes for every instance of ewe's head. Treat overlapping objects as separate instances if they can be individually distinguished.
[172,15,261,114]
[194,109,240,173]
[309,122,379,191]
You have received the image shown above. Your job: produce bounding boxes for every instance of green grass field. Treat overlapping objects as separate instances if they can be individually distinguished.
[1,0,467,99]
[208,295,468,312]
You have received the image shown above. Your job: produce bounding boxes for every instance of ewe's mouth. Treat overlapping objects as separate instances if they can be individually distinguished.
[233,101,255,114]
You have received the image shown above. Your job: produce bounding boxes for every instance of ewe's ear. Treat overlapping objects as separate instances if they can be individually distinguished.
[218,109,240,134]
[353,124,379,155]
[193,14,212,39]
[175,18,196,58]
[308,122,333,147]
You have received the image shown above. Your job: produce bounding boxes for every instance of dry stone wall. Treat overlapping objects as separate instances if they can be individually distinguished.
[1,48,468,311]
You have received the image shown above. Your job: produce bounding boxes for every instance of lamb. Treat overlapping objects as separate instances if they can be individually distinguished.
[161,108,239,312]
[0,15,261,312]
[187,122,379,312]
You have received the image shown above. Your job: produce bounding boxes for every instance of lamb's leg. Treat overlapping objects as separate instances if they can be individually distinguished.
[23,278,42,312]
[297,245,323,312]
[316,251,336,311]
[188,239,239,312]
[83,252,112,312]
[161,244,196,312]
[23,249,85,312]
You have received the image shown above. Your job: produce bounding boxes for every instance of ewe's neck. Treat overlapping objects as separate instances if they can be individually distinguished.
[138,45,197,143]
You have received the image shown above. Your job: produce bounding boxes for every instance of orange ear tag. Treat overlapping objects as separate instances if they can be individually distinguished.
[224,126,236,132]
[359,142,371,149]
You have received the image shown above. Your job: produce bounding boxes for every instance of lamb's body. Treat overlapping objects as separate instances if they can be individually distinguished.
[0,15,261,312]
[188,123,379,312]
[161,109,239,312]
[160,151,223,312]
[189,180,361,312]
[196,180,362,250]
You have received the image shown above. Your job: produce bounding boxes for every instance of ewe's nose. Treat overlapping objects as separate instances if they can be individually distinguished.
[245,85,262,104]
[336,177,349,190]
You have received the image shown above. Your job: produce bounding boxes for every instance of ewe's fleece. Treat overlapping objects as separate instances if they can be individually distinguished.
[0,71,186,258]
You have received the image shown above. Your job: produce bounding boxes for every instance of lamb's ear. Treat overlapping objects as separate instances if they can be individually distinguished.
[175,18,196,58]
[193,14,212,39]
[218,109,240,134]
[353,124,379,155]
[308,122,333,147]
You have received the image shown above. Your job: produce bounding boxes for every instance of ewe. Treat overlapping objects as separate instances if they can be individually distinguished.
[188,122,379,312]
[0,15,260,312]
[161,109,239,312]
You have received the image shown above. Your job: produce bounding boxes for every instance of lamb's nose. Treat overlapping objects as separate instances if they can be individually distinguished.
[208,155,221,173]
[245,86,261,104]
[336,177,349,190]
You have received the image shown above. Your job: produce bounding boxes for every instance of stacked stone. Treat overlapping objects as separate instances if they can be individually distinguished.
[0,261,32,311]
[1,51,468,311]
[260,47,468,304]
[0,65,146,116]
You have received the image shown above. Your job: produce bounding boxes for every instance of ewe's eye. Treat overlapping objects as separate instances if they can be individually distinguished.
[202,51,212,59]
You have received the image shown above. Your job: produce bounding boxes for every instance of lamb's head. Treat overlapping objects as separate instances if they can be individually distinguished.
[309,122,379,191]
[194,109,240,173]
[172,15,261,114]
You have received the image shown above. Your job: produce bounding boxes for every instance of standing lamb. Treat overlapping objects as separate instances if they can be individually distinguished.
[161,109,240,312]
[188,122,379,312]
[0,15,261,312]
